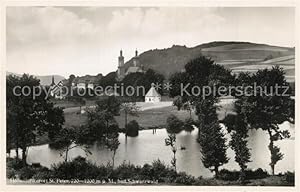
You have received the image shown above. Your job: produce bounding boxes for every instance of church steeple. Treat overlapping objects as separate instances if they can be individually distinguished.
[50,75,55,86]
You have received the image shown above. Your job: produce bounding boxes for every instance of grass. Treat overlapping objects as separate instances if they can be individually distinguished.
[63,99,236,129]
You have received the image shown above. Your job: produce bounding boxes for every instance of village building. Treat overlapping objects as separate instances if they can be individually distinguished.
[145,83,161,103]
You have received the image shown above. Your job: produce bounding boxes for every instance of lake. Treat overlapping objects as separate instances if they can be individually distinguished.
[12,122,294,178]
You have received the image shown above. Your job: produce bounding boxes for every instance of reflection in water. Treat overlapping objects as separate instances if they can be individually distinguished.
[13,122,294,178]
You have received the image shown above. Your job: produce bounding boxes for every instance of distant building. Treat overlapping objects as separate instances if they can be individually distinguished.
[117,49,145,80]
[145,83,161,103]
[49,76,64,99]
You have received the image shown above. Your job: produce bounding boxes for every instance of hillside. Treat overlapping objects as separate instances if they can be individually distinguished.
[6,72,65,85]
[123,41,295,82]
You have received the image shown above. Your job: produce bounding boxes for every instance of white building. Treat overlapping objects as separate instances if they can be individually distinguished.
[145,84,161,103]
[77,82,86,89]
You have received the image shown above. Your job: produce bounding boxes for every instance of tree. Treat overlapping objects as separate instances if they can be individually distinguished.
[166,114,184,134]
[54,127,92,162]
[235,66,294,175]
[98,72,117,88]
[121,69,165,97]
[126,120,139,137]
[6,74,65,165]
[197,99,228,178]
[95,96,121,134]
[105,132,120,168]
[165,134,177,172]
[224,113,251,183]
[173,96,183,111]
[121,101,139,137]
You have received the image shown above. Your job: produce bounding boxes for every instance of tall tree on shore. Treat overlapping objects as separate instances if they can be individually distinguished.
[224,113,251,183]
[105,132,120,168]
[197,99,228,178]
[235,66,294,175]
[6,74,65,164]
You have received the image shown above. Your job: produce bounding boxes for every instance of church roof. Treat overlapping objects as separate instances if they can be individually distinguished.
[126,66,144,75]
[145,85,161,97]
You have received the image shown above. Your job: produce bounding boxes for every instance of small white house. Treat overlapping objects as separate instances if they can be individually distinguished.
[145,84,161,103]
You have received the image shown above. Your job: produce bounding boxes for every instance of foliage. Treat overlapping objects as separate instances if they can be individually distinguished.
[218,168,268,181]
[6,74,65,164]
[224,113,251,183]
[165,134,177,171]
[166,114,184,133]
[284,171,294,184]
[121,69,165,97]
[235,66,294,175]
[53,127,92,162]
[182,118,195,132]
[105,132,120,168]
[173,96,183,110]
[98,72,117,88]
[126,120,139,137]
[197,99,228,178]
[121,101,139,134]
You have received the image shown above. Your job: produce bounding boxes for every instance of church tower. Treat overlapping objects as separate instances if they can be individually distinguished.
[117,50,125,79]
[133,49,139,67]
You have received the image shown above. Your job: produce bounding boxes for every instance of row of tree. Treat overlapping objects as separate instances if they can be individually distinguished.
[168,56,294,182]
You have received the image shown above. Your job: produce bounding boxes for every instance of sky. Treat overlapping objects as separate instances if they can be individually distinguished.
[6,7,295,78]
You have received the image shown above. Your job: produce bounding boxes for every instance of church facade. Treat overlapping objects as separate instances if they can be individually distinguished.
[117,50,144,80]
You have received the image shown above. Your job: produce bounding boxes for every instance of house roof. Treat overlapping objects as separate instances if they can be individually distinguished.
[145,85,161,97]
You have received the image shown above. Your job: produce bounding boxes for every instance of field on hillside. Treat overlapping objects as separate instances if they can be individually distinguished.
[64,99,235,129]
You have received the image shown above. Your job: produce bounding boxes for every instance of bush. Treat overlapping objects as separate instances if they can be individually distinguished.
[166,115,184,133]
[51,156,102,180]
[182,118,195,132]
[174,172,196,185]
[7,157,24,170]
[32,168,53,180]
[114,162,140,180]
[218,168,269,181]
[7,168,17,179]
[284,171,294,185]
[19,166,37,180]
[126,120,139,137]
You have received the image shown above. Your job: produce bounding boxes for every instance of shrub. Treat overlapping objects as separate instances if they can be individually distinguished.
[174,172,196,185]
[218,169,239,181]
[51,156,101,180]
[7,157,24,170]
[114,162,140,180]
[218,168,269,181]
[126,120,139,137]
[284,171,294,185]
[32,168,53,180]
[182,118,195,132]
[6,168,17,179]
[19,166,37,180]
[166,115,184,133]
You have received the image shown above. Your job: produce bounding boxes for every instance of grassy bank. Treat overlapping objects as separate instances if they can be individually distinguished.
[7,157,294,186]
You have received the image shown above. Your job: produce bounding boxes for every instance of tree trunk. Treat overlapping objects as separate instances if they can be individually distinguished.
[267,128,275,175]
[214,166,219,178]
[271,164,275,175]
[239,168,246,184]
[112,151,116,168]
[21,147,27,165]
[125,110,128,139]
[65,147,69,162]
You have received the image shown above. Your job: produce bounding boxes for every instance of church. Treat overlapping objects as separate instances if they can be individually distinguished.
[117,50,145,80]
